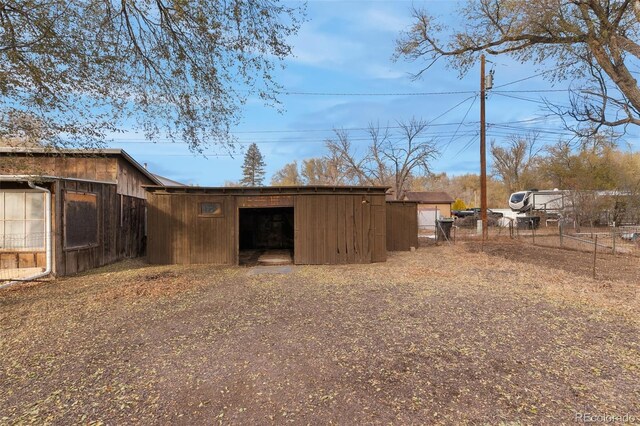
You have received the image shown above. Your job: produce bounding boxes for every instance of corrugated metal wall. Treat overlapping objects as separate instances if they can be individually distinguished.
[386,202,418,251]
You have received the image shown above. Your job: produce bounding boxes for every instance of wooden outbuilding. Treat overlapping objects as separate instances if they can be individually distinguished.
[145,186,389,265]
[386,201,419,251]
[0,148,163,277]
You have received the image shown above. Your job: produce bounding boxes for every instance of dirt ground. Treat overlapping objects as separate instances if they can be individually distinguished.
[467,239,640,283]
[1,242,639,425]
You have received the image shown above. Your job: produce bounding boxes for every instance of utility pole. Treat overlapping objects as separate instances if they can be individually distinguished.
[480,54,488,240]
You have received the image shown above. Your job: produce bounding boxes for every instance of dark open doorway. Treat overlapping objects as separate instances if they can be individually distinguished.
[238,207,294,266]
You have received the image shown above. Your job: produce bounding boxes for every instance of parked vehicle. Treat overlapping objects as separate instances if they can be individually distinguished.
[452,208,504,219]
[508,189,567,213]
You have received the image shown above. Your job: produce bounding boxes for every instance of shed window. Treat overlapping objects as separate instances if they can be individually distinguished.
[199,201,223,217]
[0,191,45,250]
[64,191,98,249]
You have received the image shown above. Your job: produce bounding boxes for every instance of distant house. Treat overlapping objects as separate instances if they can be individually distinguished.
[0,148,165,279]
[402,191,455,233]
[403,191,455,217]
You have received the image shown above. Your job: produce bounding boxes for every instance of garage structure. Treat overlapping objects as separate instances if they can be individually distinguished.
[145,186,389,265]
[0,148,163,278]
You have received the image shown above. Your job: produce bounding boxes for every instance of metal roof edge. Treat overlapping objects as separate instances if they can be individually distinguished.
[143,185,391,194]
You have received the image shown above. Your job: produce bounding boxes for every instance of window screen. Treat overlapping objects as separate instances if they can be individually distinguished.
[64,191,98,249]
[0,191,45,250]
[199,201,223,217]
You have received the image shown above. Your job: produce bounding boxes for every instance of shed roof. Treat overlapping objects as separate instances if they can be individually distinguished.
[152,174,186,186]
[0,147,162,185]
[145,185,390,195]
[403,191,455,204]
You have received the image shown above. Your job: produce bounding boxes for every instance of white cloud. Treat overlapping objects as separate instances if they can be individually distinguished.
[360,8,411,33]
[291,25,364,68]
[365,64,407,80]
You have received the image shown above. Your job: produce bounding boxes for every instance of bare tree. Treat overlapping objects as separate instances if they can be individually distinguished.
[325,118,439,199]
[396,0,640,135]
[490,133,543,193]
[386,120,439,199]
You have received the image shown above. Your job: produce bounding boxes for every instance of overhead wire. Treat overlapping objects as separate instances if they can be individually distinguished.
[442,94,478,152]
[491,67,563,89]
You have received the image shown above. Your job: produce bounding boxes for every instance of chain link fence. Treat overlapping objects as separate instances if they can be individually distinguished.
[517,224,640,256]
[436,215,639,254]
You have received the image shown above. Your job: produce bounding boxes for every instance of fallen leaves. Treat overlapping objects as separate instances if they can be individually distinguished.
[0,244,638,424]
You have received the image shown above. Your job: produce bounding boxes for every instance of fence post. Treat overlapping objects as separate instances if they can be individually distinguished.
[559,221,564,248]
[532,220,536,245]
[592,235,598,279]
[612,228,616,255]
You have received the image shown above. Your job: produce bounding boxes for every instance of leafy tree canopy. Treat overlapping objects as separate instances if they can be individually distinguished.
[0,0,303,150]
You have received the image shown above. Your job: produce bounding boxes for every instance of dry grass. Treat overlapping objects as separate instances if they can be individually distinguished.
[1,243,639,424]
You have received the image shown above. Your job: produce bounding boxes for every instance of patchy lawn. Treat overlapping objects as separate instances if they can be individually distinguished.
[1,243,639,425]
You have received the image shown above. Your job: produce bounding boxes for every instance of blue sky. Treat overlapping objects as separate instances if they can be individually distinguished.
[106,0,639,186]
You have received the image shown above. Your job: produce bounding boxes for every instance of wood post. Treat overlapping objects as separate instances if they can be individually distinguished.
[479,54,488,241]
[593,235,598,279]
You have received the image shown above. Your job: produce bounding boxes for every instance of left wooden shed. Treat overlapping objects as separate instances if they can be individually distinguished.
[0,148,163,278]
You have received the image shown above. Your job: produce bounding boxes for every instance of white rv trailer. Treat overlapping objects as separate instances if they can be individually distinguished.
[508,189,569,213]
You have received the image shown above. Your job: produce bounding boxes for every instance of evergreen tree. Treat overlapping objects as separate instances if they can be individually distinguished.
[241,143,266,186]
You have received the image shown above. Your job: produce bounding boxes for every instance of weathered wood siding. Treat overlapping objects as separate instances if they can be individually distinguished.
[146,191,387,265]
[116,158,152,199]
[147,193,235,265]
[371,195,387,262]
[0,155,117,182]
[294,194,386,264]
[53,179,146,276]
[0,153,155,198]
[0,252,46,269]
[386,202,418,251]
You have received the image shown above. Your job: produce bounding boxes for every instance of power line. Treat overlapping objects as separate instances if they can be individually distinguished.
[454,134,479,156]
[442,95,478,152]
[492,67,563,89]
[277,89,478,96]
[428,95,478,124]
[269,88,572,97]
[494,89,569,94]
[109,116,559,142]
[231,119,477,135]
[493,92,572,108]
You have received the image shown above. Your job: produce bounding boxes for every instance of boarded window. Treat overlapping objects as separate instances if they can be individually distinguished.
[199,201,223,217]
[64,191,98,249]
[0,191,46,250]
